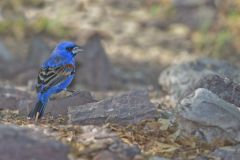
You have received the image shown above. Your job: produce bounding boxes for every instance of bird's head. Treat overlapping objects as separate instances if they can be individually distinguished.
[55,41,84,57]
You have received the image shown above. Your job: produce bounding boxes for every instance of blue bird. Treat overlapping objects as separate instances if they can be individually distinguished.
[28,41,83,120]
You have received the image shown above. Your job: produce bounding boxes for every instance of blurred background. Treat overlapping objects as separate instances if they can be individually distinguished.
[0,0,239,92]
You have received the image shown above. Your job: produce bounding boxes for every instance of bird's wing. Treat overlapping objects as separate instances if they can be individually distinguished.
[36,64,75,92]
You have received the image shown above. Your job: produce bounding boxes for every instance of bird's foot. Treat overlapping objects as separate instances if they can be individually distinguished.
[66,89,81,97]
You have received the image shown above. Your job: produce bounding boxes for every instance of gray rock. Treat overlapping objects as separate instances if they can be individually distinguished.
[93,141,140,160]
[0,37,50,84]
[76,33,112,90]
[172,0,217,28]
[172,0,215,7]
[93,150,120,160]
[108,141,140,159]
[14,69,37,84]
[68,90,158,125]
[194,156,209,160]
[183,74,240,107]
[0,125,69,160]
[149,156,170,160]
[0,86,32,110]
[210,145,240,160]
[0,41,14,62]
[0,62,33,82]
[105,0,142,10]
[159,58,240,103]
[28,36,51,67]
[177,88,240,143]
[19,91,95,117]
[76,125,140,160]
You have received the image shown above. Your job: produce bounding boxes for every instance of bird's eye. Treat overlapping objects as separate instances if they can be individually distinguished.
[66,47,73,52]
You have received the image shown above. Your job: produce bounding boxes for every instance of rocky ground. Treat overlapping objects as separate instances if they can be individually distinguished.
[1,0,240,160]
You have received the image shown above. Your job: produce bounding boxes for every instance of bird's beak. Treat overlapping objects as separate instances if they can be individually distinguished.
[72,45,84,56]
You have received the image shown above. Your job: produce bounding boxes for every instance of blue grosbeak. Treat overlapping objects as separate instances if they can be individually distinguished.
[28,41,83,120]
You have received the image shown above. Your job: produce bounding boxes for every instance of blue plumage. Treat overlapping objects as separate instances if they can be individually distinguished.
[28,41,83,120]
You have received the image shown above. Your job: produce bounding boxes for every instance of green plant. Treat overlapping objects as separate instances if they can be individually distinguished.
[31,17,71,38]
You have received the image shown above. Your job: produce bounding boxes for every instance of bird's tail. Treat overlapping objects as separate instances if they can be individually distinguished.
[28,100,46,120]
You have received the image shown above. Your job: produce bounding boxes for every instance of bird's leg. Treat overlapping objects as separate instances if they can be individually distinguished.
[66,89,74,93]
[35,112,40,122]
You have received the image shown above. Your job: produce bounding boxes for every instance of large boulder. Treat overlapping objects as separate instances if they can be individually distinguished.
[75,33,112,90]
[177,88,240,143]
[182,74,240,107]
[0,125,69,160]
[68,90,158,125]
[159,58,240,103]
